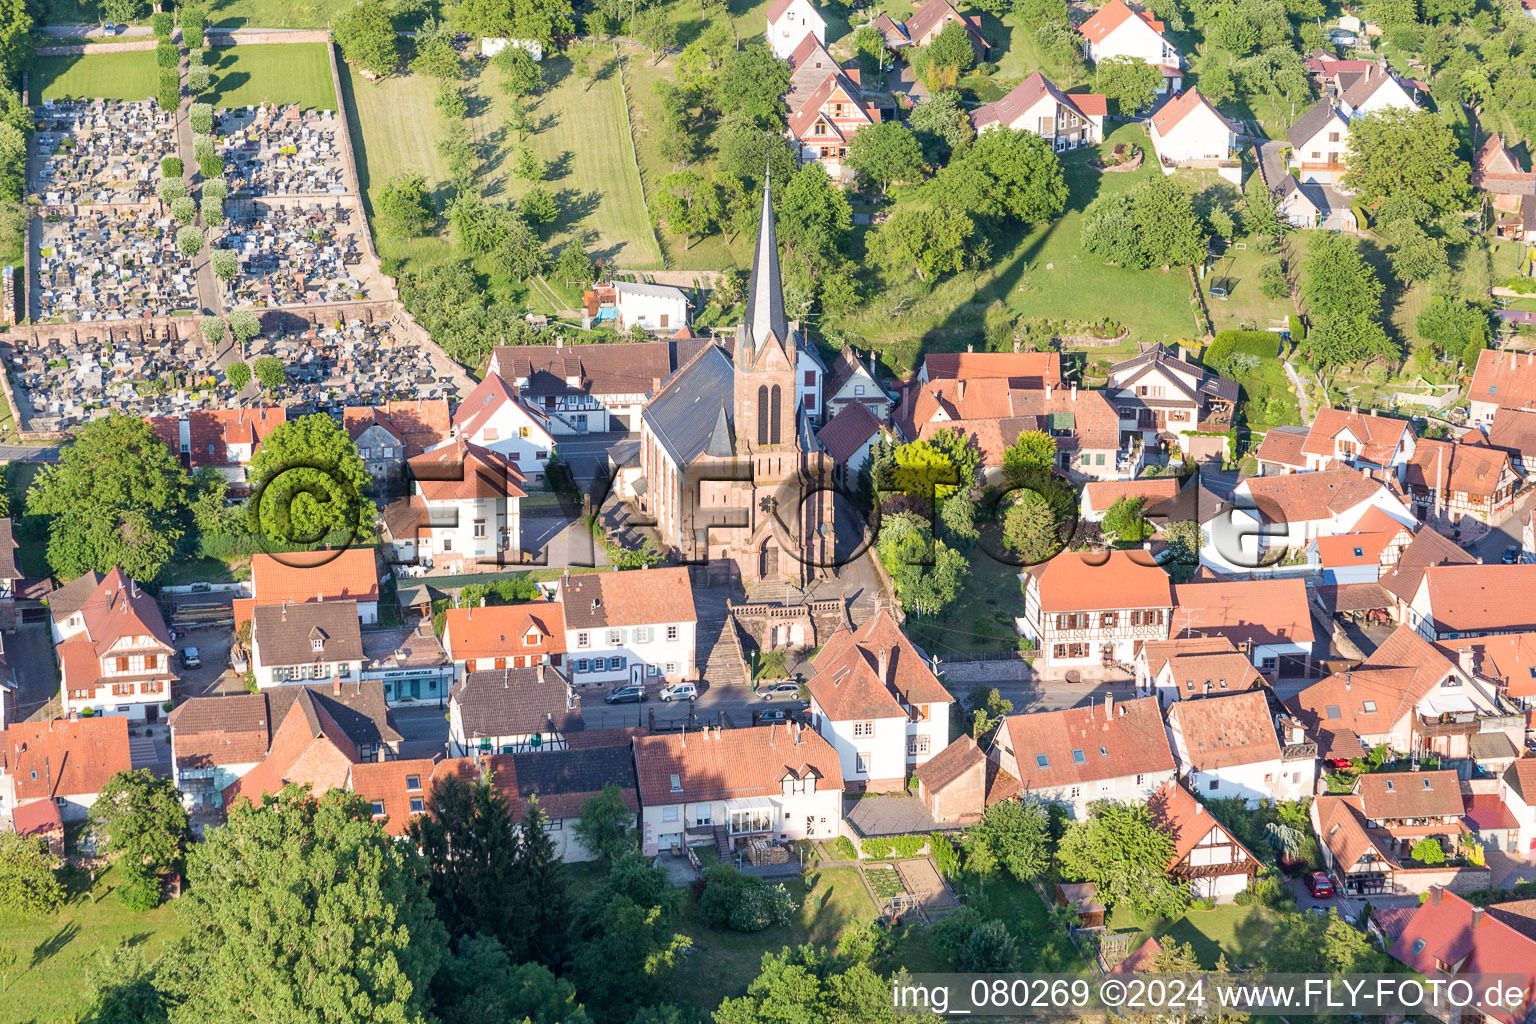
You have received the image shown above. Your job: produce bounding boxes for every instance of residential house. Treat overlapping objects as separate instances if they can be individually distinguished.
[822,347,890,421]
[988,695,1177,819]
[1335,62,1422,116]
[445,372,557,486]
[167,693,272,810]
[447,664,583,756]
[1308,528,1403,585]
[1472,133,1535,243]
[1411,564,1536,641]
[1076,0,1182,93]
[1448,631,1536,721]
[249,600,365,689]
[556,568,698,686]
[1106,343,1239,458]
[380,438,525,572]
[224,679,404,806]
[1377,524,1475,623]
[816,401,891,485]
[1080,477,1180,523]
[1488,407,1536,476]
[361,620,454,707]
[1169,577,1316,676]
[1134,634,1262,705]
[1252,425,1309,474]
[1311,793,1400,895]
[348,755,497,837]
[1019,550,1173,676]
[631,723,844,855]
[1389,886,1536,1024]
[1470,349,1536,427]
[1294,407,1416,479]
[1166,690,1315,804]
[918,348,1062,387]
[870,0,989,55]
[147,406,286,497]
[234,548,381,627]
[12,801,64,856]
[1148,89,1240,182]
[583,280,691,333]
[786,33,843,110]
[971,71,1106,151]
[1404,438,1518,526]
[51,568,175,722]
[441,600,567,681]
[343,399,452,494]
[913,734,1022,823]
[1286,101,1351,185]
[788,69,877,177]
[1351,769,1468,867]
[0,517,20,603]
[0,716,131,822]
[803,610,955,791]
[767,0,826,59]
[1287,625,1503,761]
[1224,469,1416,570]
[513,738,640,860]
[1148,780,1257,902]
[1498,758,1536,857]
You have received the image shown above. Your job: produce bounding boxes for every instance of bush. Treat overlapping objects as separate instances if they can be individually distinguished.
[160,156,183,178]
[1207,328,1280,365]
[202,195,224,226]
[152,11,174,37]
[860,834,926,859]
[188,65,210,93]
[189,103,214,136]
[189,46,206,67]
[184,24,205,48]
[930,832,961,878]
[193,134,215,162]
[225,361,250,390]
[159,67,179,94]
[1288,313,1305,342]
[202,177,228,201]
[158,84,180,112]
[156,41,179,69]
[170,196,197,224]
[183,4,207,34]
[828,836,858,861]
[117,865,161,911]
[1411,838,1445,865]
[698,865,797,932]
[1503,275,1536,294]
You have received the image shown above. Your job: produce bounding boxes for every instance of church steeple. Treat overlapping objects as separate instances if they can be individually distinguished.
[741,165,788,356]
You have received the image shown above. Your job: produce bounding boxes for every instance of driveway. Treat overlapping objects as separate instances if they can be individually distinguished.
[1468,489,1534,565]
[1257,139,1354,231]
[1285,875,1418,921]
[7,624,60,722]
[521,516,610,570]
[171,625,246,702]
[391,703,450,759]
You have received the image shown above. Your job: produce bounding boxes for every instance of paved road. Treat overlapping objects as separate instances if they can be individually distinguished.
[555,430,635,490]
[174,56,221,319]
[1468,488,1534,565]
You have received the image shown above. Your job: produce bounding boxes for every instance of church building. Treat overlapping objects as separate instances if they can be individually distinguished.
[635,173,835,586]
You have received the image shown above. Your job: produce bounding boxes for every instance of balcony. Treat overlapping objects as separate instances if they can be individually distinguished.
[1282,740,1318,761]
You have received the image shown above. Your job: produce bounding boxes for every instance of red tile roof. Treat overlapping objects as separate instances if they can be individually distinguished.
[1378,527,1474,605]
[1239,468,1394,524]
[147,407,286,470]
[807,609,953,722]
[11,798,63,838]
[1464,793,1519,831]
[1405,439,1513,499]
[971,71,1104,132]
[408,438,527,502]
[903,0,988,47]
[1084,477,1181,512]
[452,372,552,441]
[1167,690,1281,769]
[348,755,509,836]
[1031,550,1173,614]
[1000,695,1174,789]
[343,399,452,457]
[1301,407,1413,466]
[0,716,131,800]
[559,567,697,630]
[1254,426,1309,468]
[1390,888,1536,1024]
[1314,532,1394,567]
[631,724,843,804]
[250,548,380,608]
[1077,0,1165,43]
[443,601,568,663]
[1149,89,1232,138]
[1470,348,1536,413]
[1420,564,1536,635]
[1170,577,1315,647]
[1148,779,1256,867]
[1445,632,1536,698]
[816,400,886,463]
[167,692,273,767]
[1356,768,1463,819]
[225,689,362,806]
[922,350,1062,384]
[1288,625,1459,745]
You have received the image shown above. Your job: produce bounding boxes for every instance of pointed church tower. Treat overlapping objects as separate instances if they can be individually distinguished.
[735,168,797,455]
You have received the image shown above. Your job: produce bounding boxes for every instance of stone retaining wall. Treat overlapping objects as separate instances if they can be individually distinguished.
[36,40,158,56]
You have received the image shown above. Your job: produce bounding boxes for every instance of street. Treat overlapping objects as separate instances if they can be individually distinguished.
[1467,488,1535,565]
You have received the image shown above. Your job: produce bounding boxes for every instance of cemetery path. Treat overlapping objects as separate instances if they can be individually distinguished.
[177,57,223,322]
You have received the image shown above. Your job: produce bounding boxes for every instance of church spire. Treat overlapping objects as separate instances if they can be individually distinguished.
[742,164,788,354]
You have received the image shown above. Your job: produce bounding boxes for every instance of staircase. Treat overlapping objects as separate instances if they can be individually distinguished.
[696,614,749,689]
[128,734,160,770]
[712,824,730,859]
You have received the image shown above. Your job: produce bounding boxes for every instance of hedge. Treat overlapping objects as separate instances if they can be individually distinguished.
[827,836,858,861]
[189,104,214,136]
[1206,329,1280,366]
[1287,314,1305,342]
[152,11,174,38]
[156,41,179,69]
[859,834,927,859]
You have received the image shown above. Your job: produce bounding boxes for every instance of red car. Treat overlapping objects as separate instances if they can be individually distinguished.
[1307,872,1335,898]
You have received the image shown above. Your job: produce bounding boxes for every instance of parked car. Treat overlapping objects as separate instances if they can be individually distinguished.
[758,682,801,700]
[604,684,645,704]
[659,682,698,702]
[1503,545,1520,564]
[757,708,790,723]
[1307,871,1334,898]
[181,646,201,669]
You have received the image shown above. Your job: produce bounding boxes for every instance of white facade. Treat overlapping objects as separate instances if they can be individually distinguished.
[566,619,697,685]
[395,495,522,572]
[1290,109,1351,185]
[1341,77,1419,117]
[60,633,174,722]
[796,347,825,423]
[808,702,952,787]
[641,785,842,855]
[250,647,362,690]
[1150,100,1237,170]
[768,0,827,59]
[614,282,690,333]
[1084,17,1180,90]
[449,410,556,487]
[1499,773,1536,857]
[1224,482,1416,561]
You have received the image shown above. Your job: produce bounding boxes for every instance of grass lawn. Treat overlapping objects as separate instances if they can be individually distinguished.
[154,555,251,588]
[205,44,338,111]
[829,124,1203,375]
[32,52,160,103]
[1151,904,1285,969]
[673,864,877,1011]
[905,542,1023,658]
[966,875,1089,972]
[1201,236,1295,334]
[0,863,188,1022]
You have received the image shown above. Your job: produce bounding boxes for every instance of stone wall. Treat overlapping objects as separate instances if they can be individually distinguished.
[35,40,158,57]
[207,29,332,46]
[1395,864,1492,895]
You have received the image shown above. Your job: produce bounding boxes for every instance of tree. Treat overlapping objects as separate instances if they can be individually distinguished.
[157,175,188,203]
[335,0,399,77]
[1159,519,1204,582]
[925,20,978,76]
[210,247,238,281]
[0,0,35,86]
[228,309,262,350]
[965,685,1014,739]
[176,226,205,258]
[1410,837,1445,865]
[378,173,436,236]
[714,115,798,188]
[81,942,168,1024]
[1002,430,1057,486]
[1301,233,1392,369]
[1102,496,1152,542]
[936,128,1067,228]
[698,865,797,932]
[221,363,249,395]
[1056,801,1189,919]
[0,123,24,203]
[633,7,678,63]
[938,491,979,550]
[1002,495,1064,563]
[870,202,972,282]
[1082,175,1207,269]
[202,195,225,227]
[0,944,15,993]
[251,355,284,391]
[653,170,720,248]
[569,858,690,1024]
[877,512,970,615]
[713,44,792,128]
[160,786,446,1024]
[553,242,594,288]
[411,30,462,80]
[29,414,188,583]
[0,832,64,917]
[970,801,1051,881]
[434,936,589,1024]
[845,120,925,196]
[520,186,559,235]
[170,196,197,225]
[246,413,376,545]
[494,43,543,96]
[88,769,190,879]
[514,145,544,181]
[188,65,211,94]
[1094,55,1162,115]
[1341,109,1473,218]
[715,945,940,1024]
[574,782,637,862]
[909,89,975,163]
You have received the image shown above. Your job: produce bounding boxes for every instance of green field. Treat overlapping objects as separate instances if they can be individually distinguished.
[0,862,187,1022]
[206,43,337,111]
[32,52,161,102]
[1201,237,1296,335]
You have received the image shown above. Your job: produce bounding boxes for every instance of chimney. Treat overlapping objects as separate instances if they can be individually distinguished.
[1370,408,1377,417]
[1471,907,1485,929]
[1431,885,1443,906]
[1344,670,1351,691]
[1104,694,1113,718]
[555,336,564,348]
[333,677,342,696]
[878,645,890,682]
[1511,351,1516,370]
[1013,341,1020,352]
[966,344,974,353]
[1071,384,1077,401]
[652,377,661,393]
[1045,384,1053,400]
[957,380,966,401]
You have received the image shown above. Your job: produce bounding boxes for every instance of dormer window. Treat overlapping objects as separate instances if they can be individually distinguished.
[312,637,324,652]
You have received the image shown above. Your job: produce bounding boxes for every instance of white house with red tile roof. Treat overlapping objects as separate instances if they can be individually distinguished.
[1470,348,1536,427]
[1165,690,1312,805]
[1170,577,1316,676]
[235,548,381,627]
[988,694,1176,818]
[1226,469,1416,568]
[147,407,286,496]
[441,599,567,681]
[1148,780,1257,901]
[1080,477,1180,522]
[971,72,1106,150]
[1298,407,1416,479]
[901,0,989,51]
[1076,0,1182,92]
[1498,758,1536,857]
[788,71,877,177]
[380,438,525,572]
[1448,632,1536,721]
[1147,89,1240,181]
[767,0,825,58]
[785,32,843,108]
[348,755,495,837]
[556,567,698,686]
[1389,886,1536,1022]
[631,724,843,855]
[51,568,176,722]
[0,716,132,821]
[919,349,1062,386]
[447,371,557,486]
[1336,63,1421,117]
[804,610,954,791]
[1410,563,1536,642]
[1020,550,1173,676]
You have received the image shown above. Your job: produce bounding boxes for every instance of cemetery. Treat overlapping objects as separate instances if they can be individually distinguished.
[243,318,463,413]
[215,104,348,197]
[31,99,175,206]
[217,197,380,308]
[33,207,197,321]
